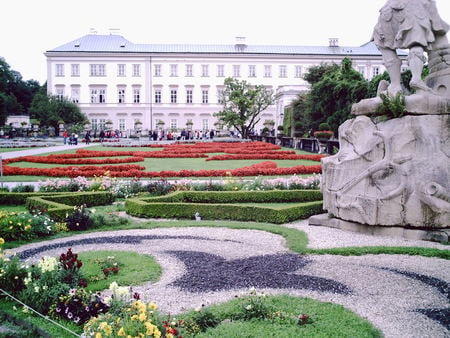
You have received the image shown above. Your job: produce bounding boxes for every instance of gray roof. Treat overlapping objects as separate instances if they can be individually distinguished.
[47,34,406,56]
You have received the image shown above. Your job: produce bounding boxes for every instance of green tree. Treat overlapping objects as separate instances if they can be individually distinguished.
[29,89,88,133]
[288,92,311,137]
[304,57,368,134]
[214,77,275,139]
[0,57,41,124]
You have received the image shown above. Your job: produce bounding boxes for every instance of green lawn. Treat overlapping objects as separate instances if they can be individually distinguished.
[79,250,161,292]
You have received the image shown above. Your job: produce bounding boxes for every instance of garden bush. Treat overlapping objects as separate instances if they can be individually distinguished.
[125,190,323,224]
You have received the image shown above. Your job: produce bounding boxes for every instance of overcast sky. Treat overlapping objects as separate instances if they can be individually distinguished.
[2,0,450,84]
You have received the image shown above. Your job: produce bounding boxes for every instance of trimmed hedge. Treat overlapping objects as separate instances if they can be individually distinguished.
[125,190,323,224]
[0,192,77,205]
[139,190,323,204]
[25,192,115,221]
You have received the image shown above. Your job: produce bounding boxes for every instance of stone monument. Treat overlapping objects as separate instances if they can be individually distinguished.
[309,0,450,242]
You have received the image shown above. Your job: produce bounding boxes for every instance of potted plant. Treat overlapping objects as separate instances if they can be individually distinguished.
[314,122,333,140]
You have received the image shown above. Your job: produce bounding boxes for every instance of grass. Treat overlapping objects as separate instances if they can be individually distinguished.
[78,250,161,292]
[0,204,28,213]
[0,298,82,337]
[179,294,382,337]
[0,294,382,338]
[0,147,35,153]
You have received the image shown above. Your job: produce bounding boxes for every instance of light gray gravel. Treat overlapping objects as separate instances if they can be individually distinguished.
[11,226,450,338]
[285,219,449,250]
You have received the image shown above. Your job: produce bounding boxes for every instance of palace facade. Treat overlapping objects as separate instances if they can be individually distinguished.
[45,34,407,135]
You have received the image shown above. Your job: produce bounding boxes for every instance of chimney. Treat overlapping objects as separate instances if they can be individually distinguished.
[329,38,339,47]
[235,36,247,52]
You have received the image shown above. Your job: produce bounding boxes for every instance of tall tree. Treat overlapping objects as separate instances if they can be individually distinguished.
[29,89,88,132]
[304,57,368,134]
[0,57,41,122]
[214,77,275,139]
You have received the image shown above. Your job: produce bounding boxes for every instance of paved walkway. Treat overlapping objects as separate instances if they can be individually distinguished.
[0,142,97,160]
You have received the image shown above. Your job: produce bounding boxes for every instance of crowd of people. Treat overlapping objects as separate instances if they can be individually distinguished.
[149,129,215,141]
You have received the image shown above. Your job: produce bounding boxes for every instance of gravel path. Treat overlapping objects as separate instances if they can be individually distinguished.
[11,227,450,338]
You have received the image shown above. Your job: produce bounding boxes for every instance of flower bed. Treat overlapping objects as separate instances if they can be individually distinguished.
[3,141,323,178]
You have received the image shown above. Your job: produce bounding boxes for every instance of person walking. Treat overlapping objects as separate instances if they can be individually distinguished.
[62,130,68,144]
[85,131,91,145]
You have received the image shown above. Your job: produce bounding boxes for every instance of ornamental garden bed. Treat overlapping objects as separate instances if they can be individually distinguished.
[125,190,323,224]
[1,141,323,179]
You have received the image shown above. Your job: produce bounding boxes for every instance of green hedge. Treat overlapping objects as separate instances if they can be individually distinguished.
[139,190,323,204]
[25,192,115,221]
[0,192,76,205]
[126,190,323,224]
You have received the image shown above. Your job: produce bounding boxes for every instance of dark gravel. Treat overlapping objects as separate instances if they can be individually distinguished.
[17,235,241,259]
[167,250,352,294]
[381,267,449,300]
[381,267,450,329]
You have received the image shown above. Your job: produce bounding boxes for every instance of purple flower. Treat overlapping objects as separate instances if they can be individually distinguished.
[55,307,61,313]
[67,312,73,319]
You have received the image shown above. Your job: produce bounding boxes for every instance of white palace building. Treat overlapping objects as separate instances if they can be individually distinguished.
[45,33,407,135]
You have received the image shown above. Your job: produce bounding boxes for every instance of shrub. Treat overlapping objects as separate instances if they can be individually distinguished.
[144,179,173,196]
[11,185,35,193]
[0,211,55,241]
[184,306,220,335]
[90,212,130,228]
[233,288,273,321]
[318,122,331,131]
[65,205,94,231]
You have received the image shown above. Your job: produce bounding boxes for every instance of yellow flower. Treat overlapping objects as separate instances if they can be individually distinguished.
[166,334,174,338]
[99,322,108,330]
[24,225,32,231]
[0,238,5,245]
[138,312,147,322]
[95,333,102,338]
[145,322,154,335]
[148,302,158,311]
[103,324,112,335]
[153,328,161,338]
[117,327,126,336]
[131,315,138,321]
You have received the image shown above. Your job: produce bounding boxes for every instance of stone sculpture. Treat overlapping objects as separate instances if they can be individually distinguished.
[311,0,450,241]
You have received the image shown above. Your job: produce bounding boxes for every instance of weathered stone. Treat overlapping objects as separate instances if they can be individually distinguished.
[320,114,449,228]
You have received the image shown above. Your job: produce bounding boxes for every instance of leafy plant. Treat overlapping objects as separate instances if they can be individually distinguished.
[50,288,109,325]
[65,205,93,231]
[232,288,273,321]
[375,92,406,119]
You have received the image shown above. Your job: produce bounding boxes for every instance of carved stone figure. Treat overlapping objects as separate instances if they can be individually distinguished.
[312,1,450,241]
[372,0,449,96]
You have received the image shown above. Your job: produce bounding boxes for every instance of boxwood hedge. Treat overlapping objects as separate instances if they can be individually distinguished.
[125,190,323,224]
[22,192,115,221]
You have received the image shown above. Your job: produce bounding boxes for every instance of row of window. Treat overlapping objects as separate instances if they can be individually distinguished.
[90,118,211,131]
[56,62,389,80]
[159,64,302,78]
[56,64,142,77]
[156,88,219,104]
[55,63,303,78]
[56,86,224,104]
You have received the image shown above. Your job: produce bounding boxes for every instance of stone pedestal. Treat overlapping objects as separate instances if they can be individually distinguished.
[316,114,449,232]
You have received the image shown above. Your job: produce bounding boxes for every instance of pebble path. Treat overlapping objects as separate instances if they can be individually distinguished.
[11,225,450,338]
